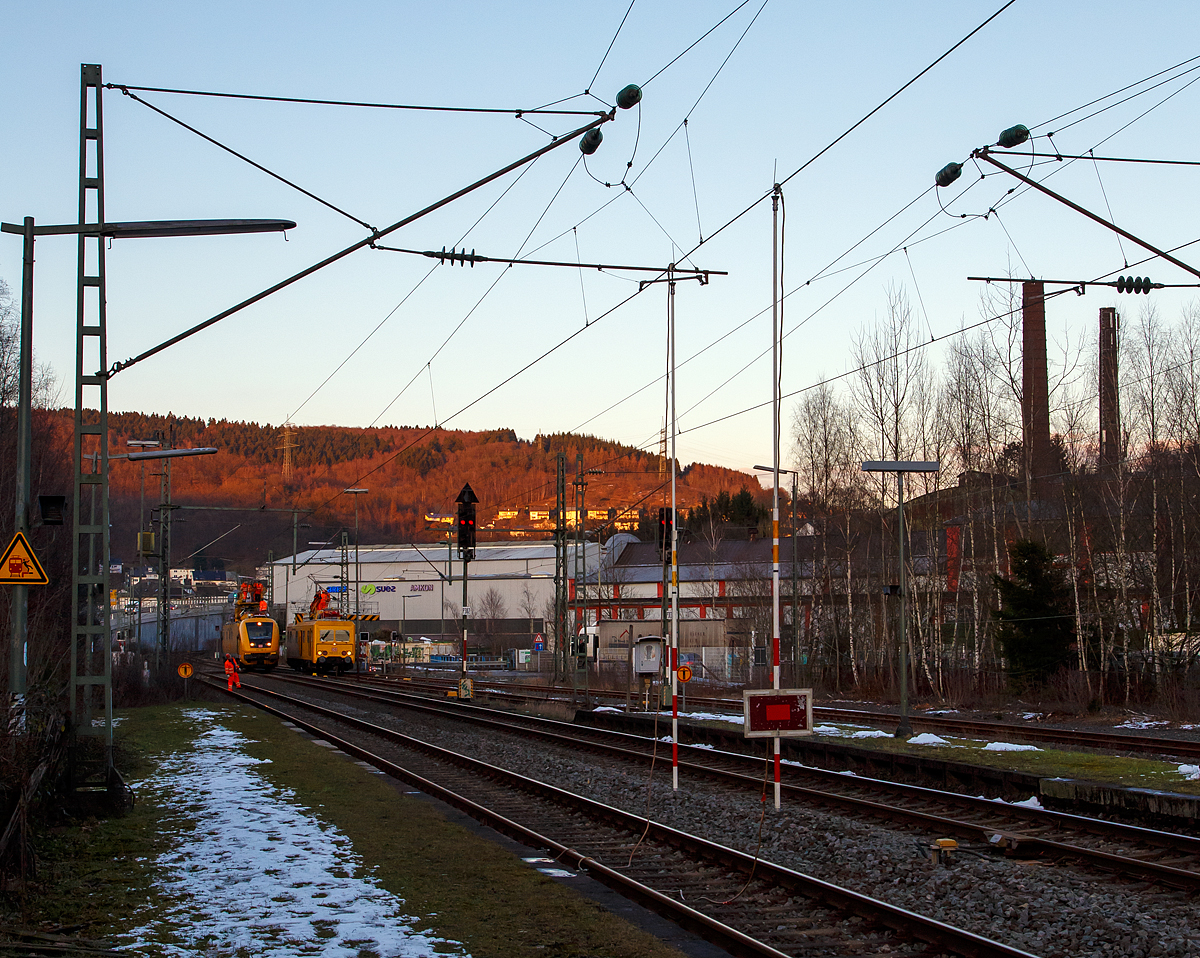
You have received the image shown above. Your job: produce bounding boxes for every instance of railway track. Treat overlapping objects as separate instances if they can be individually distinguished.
[249,669,1200,892]
[206,672,1037,958]
[375,671,1200,761]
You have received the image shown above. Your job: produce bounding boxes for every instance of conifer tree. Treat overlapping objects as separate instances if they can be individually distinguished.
[992,540,1074,688]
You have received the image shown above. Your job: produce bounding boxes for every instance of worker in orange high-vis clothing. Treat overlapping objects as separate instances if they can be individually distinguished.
[224,653,241,690]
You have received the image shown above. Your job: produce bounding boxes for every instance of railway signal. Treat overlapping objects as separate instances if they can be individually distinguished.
[456,483,478,560]
[455,483,479,696]
[656,507,673,558]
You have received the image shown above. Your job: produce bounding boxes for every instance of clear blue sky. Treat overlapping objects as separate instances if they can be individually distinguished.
[4,2,1198,479]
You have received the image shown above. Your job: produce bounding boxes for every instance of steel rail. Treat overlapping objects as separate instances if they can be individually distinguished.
[206,674,1038,958]
[256,669,1200,891]
[369,672,1200,761]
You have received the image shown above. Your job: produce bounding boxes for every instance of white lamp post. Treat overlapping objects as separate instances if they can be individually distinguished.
[345,489,369,614]
[861,460,940,737]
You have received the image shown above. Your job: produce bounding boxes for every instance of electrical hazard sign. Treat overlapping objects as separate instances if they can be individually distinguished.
[0,532,49,586]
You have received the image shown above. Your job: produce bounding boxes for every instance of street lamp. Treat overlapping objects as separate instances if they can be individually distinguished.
[345,489,369,614]
[2,211,291,768]
[754,465,801,679]
[861,460,940,738]
[127,439,160,654]
[114,445,218,668]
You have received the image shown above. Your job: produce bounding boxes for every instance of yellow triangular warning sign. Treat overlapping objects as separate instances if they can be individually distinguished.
[0,532,49,586]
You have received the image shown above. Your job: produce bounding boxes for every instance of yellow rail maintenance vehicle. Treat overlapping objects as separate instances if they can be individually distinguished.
[220,581,280,672]
[286,587,377,675]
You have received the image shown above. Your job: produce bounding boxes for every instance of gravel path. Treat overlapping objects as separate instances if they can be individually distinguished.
[270,682,1200,958]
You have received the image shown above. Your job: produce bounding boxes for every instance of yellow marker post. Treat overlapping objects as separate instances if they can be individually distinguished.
[177,661,194,699]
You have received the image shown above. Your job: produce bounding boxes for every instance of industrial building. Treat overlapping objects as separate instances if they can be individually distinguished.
[269,539,613,645]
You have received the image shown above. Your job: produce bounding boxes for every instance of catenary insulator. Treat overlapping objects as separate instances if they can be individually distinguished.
[935,162,962,188]
[579,128,603,155]
[997,124,1030,149]
[616,84,642,110]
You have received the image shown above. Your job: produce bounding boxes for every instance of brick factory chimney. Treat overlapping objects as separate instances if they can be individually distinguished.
[1022,281,1053,491]
[1099,306,1121,475]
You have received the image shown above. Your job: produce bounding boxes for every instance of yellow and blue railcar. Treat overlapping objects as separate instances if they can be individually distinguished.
[220,582,280,671]
[285,614,356,675]
[221,615,281,672]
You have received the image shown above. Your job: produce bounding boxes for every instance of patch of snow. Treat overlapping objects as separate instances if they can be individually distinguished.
[836,769,858,777]
[122,708,468,958]
[1178,764,1200,781]
[1021,712,1043,721]
[924,709,958,715]
[593,706,624,713]
[813,725,842,735]
[982,742,1041,752]
[908,733,949,746]
[990,794,1044,809]
[850,729,890,739]
[688,743,716,750]
[1179,724,1200,730]
[1117,719,1170,729]
[679,710,744,724]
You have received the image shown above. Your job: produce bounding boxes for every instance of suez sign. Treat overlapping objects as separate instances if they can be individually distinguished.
[742,689,814,738]
[325,583,436,595]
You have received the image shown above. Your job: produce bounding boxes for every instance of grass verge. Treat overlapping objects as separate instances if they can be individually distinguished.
[6,702,690,958]
[688,716,1200,794]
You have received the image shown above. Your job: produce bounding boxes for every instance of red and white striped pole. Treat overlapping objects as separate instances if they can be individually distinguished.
[669,267,680,792]
[770,185,782,810]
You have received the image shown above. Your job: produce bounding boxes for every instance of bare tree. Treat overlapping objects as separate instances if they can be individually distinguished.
[477,587,507,653]
[519,583,539,634]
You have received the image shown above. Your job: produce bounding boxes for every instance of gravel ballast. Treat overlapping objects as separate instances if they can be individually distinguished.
[271,683,1200,958]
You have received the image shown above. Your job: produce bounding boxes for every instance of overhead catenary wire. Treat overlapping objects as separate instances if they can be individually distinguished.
[574,228,590,325]
[265,63,1190,566]
[368,243,721,277]
[569,180,950,435]
[1031,53,1200,132]
[105,82,608,116]
[106,112,612,377]
[366,156,586,429]
[277,277,661,542]
[671,67,1200,433]
[286,157,545,425]
[628,0,770,192]
[1036,58,1200,137]
[683,118,704,244]
[973,68,1200,228]
[199,1,1171,554]
[588,0,638,94]
[640,0,755,88]
[111,85,376,232]
[667,0,1019,261]
[350,0,1018,455]
[674,177,990,425]
[1089,150,1129,267]
[114,3,1089,573]
[678,235,1200,440]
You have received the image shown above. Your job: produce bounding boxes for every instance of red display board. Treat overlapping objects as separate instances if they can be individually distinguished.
[742,689,814,738]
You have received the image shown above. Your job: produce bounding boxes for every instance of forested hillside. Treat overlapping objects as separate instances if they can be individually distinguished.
[78,412,763,572]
